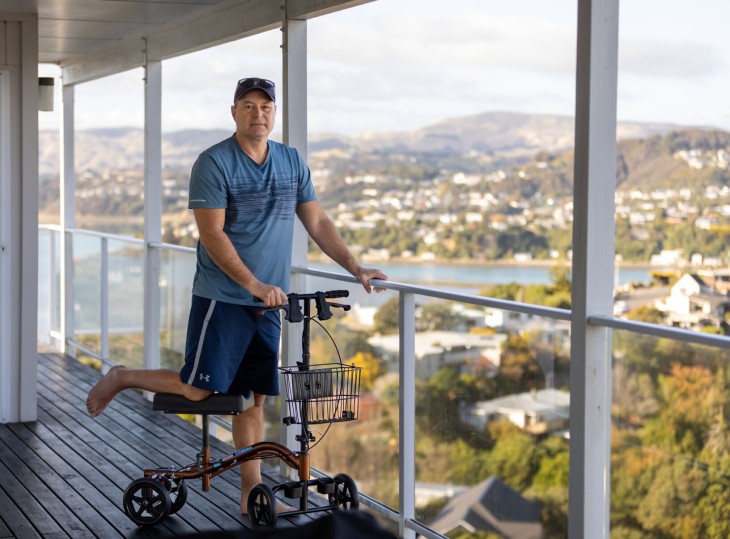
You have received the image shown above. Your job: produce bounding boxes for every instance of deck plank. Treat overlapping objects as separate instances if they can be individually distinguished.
[0,456,61,539]
[0,430,101,539]
[0,353,336,538]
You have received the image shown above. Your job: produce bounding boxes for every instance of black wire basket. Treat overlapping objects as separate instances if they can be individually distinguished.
[280,363,362,425]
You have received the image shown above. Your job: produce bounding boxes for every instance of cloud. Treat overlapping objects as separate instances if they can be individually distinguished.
[309,9,576,75]
[42,0,730,135]
[304,2,579,134]
[619,40,722,78]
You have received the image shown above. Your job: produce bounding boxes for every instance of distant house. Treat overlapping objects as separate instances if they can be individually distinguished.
[415,482,469,506]
[698,267,730,294]
[650,248,683,266]
[655,273,729,330]
[483,310,570,351]
[368,331,507,378]
[429,476,543,539]
[461,388,570,436]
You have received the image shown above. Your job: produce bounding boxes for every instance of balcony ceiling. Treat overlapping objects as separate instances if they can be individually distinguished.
[9,0,369,83]
[36,0,228,65]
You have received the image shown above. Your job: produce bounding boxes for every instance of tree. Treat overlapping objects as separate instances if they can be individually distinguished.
[627,305,665,324]
[532,437,569,492]
[349,351,381,391]
[635,460,706,537]
[485,430,539,491]
[500,333,544,390]
[480,281,523,301]
[373,296,400,335]
[695,482,730,538]
[417,303,468,331]
[655,363,715,453]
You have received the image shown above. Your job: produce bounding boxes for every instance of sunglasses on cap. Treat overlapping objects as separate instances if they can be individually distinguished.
[234,78,276,103]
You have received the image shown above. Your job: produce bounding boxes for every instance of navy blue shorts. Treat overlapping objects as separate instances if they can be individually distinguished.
[179,295,281,397]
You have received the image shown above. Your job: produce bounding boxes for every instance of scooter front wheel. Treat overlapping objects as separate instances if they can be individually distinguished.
[329,473,359,511]
[248,483,278,528]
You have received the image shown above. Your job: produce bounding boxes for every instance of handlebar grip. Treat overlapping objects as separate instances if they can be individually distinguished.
[324,290,349,299]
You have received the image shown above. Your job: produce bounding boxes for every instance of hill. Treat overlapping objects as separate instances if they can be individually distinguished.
[39,111,688,177]
[509,128,730,200]
[344,111,682,156]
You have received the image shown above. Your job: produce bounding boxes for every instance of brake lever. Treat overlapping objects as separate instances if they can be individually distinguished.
[286,293,304,323]
[316,291,333,320]
[256,303,290,319]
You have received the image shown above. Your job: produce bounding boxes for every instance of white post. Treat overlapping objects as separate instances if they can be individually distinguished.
[60,83,76,356]
[281,4,308,457]
[19,17,39,422]
[399,292,416,539]
[49,226,58,334]
[143,59,162,381]
[100,237,110,365]
[569,0,620,537]
[0,70,11,423]
[282,9,308,268]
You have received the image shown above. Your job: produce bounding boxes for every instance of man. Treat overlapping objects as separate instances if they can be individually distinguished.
[86,77,387,513]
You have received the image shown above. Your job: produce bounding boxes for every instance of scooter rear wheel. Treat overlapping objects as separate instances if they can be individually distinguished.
[123,478,171,526]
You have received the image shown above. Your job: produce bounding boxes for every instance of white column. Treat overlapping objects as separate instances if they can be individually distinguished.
[143,59,162,377]
[569,0,620,537]
[60,83,75,356]
[0,69,9,423]
[398,292,416,539]
[282,7,308,264]
[280,5,308,455]
[0,25,35,424]
[18,17,39,422]
[100,237,110,363]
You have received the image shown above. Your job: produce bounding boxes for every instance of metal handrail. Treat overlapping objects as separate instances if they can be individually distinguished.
[292,265,572,320]
[66,227,146,245]
[589,314,730,348]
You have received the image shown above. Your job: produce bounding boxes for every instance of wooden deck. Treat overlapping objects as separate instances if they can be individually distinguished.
[0,353,327,538]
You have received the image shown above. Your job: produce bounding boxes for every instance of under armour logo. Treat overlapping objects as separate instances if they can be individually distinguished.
[199,373,210,383]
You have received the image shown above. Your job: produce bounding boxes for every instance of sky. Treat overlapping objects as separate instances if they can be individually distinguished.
[39,0,730,136]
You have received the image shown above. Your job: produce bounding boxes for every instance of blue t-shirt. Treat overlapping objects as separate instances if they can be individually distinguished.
[188,135,317,305]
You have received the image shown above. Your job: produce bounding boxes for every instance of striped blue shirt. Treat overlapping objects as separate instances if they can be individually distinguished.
[188,135,316,305]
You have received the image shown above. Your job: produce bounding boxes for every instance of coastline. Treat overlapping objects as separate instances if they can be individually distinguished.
[307,256,658,289]
[309,254,654,270]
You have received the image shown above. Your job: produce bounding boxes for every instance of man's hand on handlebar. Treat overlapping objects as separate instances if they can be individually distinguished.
[256,290,351,323]
[250,282,288,307]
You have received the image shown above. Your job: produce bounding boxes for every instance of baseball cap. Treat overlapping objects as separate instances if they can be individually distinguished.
[234,78,276,103]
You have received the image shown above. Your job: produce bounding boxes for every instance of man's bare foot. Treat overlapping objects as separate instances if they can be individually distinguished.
[86,365,126,417]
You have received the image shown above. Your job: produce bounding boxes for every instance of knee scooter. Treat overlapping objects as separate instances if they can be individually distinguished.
[122,290,362,529]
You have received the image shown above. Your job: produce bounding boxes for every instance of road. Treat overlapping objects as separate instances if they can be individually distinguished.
[615,285,670,313]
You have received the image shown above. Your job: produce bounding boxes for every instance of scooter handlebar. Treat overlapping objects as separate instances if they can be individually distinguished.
[256,290,350,322]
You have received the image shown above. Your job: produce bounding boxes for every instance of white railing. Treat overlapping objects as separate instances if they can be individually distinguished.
[38,225,730,539]
[40,225,145,365]
[290,265,571,539]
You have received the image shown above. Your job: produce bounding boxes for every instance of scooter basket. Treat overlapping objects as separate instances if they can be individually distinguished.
[280,363,362,424]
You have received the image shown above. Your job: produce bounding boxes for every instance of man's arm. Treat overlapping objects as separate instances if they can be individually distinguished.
[296,200,388,292]
[193,208,287,306]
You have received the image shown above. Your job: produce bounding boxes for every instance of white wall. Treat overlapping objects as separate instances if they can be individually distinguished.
[0,15,39,423]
